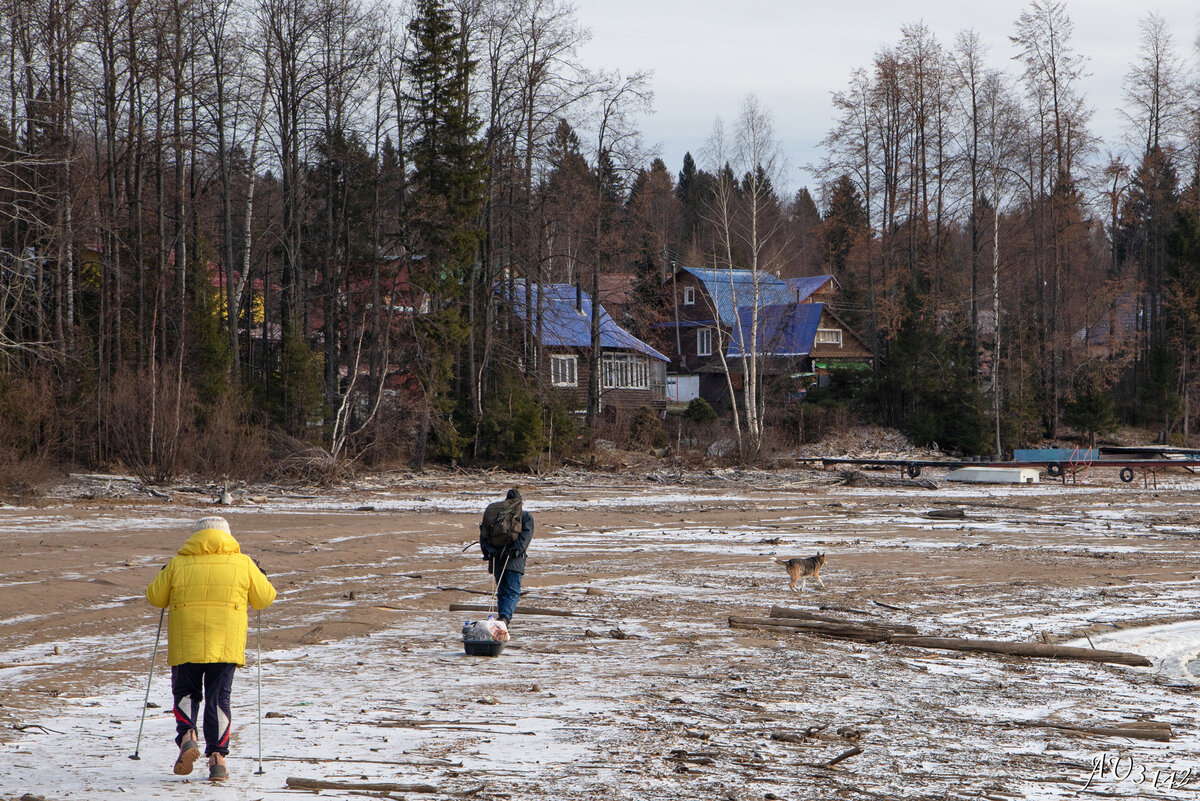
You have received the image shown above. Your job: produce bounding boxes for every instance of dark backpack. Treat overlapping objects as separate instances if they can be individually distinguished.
[481,497,522,551]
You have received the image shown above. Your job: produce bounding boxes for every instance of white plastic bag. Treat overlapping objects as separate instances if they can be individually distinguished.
[462,618,510,642]
[483,618,510,642]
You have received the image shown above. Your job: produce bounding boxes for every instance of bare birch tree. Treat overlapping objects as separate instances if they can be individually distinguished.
[704,94,787,458]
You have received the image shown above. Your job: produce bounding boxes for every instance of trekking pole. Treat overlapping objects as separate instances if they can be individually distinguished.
[255,609,264,775]
[130,607,165,760]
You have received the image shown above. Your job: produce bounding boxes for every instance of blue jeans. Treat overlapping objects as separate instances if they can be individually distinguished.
[495,569,523,621]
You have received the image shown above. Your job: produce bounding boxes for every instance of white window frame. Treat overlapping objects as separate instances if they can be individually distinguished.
[683,286,696,305]
[601,354,650,389]
[816,328,843,346]
[550,354,578,387]
[696,327,712,357]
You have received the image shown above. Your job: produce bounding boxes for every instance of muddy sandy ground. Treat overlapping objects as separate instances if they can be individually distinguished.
[4,465,1200,800]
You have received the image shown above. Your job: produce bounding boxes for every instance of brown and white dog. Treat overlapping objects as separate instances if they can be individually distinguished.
[776,552,826,591]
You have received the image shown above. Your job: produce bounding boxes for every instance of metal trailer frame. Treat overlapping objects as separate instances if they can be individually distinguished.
[815,456,1199,487]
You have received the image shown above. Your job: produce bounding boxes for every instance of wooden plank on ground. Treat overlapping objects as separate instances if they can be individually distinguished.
[888,635,1151,666]
[730,613,1152,667]
[769,606,919,633]
[285,777,439,792]
[729,616,892,642]
[449,602,576,617]
[1012,720,1171,741]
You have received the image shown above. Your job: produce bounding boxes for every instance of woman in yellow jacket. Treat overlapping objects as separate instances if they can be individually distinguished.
[146,516,276,781]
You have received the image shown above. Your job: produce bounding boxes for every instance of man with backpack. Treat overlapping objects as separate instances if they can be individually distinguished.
[479,488,534,625]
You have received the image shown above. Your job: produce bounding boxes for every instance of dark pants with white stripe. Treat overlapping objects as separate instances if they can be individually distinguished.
[172,663,236,756]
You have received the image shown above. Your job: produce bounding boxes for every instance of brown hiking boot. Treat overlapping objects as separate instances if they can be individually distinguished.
[208,752,228,782]
[173,729,200,775]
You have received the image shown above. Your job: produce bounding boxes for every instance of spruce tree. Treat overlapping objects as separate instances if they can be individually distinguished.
[402,0,487,467]
[404,0,486,276]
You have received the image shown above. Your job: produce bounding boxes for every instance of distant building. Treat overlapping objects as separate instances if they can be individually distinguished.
[500,281,668,414]
[1074,293,1147,357]
[656,266,872,409]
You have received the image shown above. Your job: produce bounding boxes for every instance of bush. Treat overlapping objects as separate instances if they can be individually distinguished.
[628,405,668,449]
[0,369,64,494]
[478,372,544,467]
[1065,387,1118,446]
[682,397,717,425]
[543,400,578,463]
[273,330,327,437]
[186,390,271,479]
[101,368,196,481]
[772,399,851,446]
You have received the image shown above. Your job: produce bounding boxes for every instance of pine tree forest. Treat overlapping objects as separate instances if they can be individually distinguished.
[3,0,1200,481]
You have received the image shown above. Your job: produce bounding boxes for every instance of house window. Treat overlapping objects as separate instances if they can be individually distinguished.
[551,354,578,387]
[816,328,843,346]
[602,354,649,389]
[696,327,713,357]
[683,286,696,305]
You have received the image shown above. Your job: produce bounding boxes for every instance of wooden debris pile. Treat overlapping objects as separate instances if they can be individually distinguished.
[837,469,938,490]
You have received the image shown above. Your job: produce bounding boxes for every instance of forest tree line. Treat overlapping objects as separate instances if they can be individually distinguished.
[1,0,1199,482]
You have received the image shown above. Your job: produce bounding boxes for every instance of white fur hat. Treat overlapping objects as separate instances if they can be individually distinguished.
[194,516,231,534]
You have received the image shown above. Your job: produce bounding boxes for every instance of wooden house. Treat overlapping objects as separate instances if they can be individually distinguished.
[502,281,669,414]
[726,301,874,400]
[656,266,871,409]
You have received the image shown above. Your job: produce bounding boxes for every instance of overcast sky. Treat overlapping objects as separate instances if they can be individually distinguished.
[573,1,1200,201]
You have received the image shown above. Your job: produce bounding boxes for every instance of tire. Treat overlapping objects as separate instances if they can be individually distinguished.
[906,464,921,478]
[1119,467,1135,483]
[1046,462,1063,478]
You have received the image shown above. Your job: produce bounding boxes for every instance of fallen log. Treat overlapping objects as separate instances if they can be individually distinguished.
[732,616,1152,667]
[819,745,863,768]
[439,586,528,596]
[888,635,1151,667]
[769,606,919,634]
[729,616,892,643]
[285,777,439,793]
[924,508,965,519]
[257,755,461,767]
[1016,721,1171,742]
[449,603,576,617]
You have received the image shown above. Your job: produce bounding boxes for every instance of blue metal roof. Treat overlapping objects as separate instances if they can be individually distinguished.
[502,282,668,362]
[786,275,837,303]
[727,302,823,358]
[680,267,792,325]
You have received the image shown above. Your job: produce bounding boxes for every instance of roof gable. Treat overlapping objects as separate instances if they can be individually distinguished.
[679,266,792,325]
[727,302,823,358]
[501,282,668,362]
[786,275,838,303]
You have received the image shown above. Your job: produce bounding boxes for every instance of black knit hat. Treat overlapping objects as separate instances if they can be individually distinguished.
[506,487,522,501]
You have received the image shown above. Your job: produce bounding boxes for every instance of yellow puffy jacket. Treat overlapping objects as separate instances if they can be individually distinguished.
[146,526,277,667]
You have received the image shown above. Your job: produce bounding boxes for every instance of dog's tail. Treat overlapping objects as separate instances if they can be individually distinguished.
[775,558,790,565]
